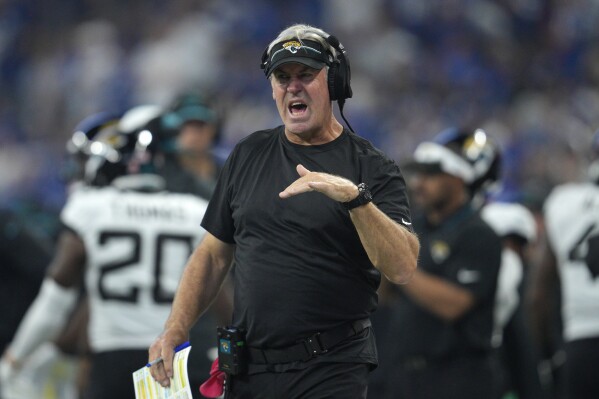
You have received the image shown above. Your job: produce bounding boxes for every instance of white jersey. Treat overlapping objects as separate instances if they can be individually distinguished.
[544,182,599,342]
[481,202,533,347]
[61,185,208,352]
[491,248,523,347]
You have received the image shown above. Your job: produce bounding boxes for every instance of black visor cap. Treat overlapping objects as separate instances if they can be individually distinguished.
[263,39,330,77]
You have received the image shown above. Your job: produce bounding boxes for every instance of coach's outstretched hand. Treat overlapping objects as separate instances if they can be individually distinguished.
[279,164,359,202]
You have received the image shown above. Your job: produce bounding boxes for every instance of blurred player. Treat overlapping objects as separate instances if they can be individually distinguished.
[531,131,599,399]
[0,111,127,399]
[441,128,547,398]
[0,105,210,399]
[0,210,52,370]
[482,201,547,399]
[382,128,502,399]
[0,211,52,357]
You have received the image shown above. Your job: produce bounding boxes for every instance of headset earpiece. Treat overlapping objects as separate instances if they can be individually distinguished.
[325,35,353,103]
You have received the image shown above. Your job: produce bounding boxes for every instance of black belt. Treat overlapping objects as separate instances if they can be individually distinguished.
[247,319,371,364]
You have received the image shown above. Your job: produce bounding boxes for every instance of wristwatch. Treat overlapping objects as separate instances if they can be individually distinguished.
[344,183,372,210]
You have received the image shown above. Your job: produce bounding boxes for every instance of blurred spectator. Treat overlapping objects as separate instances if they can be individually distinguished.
[3,1,599,209]
[159,90,223,200]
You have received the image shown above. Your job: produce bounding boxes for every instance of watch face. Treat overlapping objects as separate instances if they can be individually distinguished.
[358,183,372,203]
[345,183,372,210]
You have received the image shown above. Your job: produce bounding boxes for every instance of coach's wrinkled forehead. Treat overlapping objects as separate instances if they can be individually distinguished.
[264,39,332,77]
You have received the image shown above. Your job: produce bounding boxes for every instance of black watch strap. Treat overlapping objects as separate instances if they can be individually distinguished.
[344,183,372,210]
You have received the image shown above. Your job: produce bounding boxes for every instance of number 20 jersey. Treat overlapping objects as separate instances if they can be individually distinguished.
[544,182,599,342]
[61,186,208,352]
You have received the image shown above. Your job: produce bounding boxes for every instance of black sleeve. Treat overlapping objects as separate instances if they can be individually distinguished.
[366,154,414,232]
[200,147,237,244]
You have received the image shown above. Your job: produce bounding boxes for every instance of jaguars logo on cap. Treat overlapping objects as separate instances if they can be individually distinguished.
[282,40,302,54]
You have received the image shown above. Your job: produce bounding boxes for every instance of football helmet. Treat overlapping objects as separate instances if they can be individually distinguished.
[67,112,122,154]
[433,127,502,195]
[83,105,164,186]
[62,111,122,184]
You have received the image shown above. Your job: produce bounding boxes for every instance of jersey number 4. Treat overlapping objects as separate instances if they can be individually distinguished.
[97,231,194,303]
[568,223,599,279]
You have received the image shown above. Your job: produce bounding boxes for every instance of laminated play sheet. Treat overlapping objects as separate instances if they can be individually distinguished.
[132,343,192,399]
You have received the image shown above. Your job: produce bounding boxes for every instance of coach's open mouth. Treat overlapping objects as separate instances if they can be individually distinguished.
[289,101,308,116]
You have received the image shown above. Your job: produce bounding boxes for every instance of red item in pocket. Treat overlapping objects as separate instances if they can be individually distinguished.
[199,358,226,398]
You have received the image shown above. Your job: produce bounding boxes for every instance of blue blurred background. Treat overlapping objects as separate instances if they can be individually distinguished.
[1,0,598,238]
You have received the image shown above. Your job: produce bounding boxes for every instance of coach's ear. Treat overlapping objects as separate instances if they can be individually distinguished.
[272,89,275,101]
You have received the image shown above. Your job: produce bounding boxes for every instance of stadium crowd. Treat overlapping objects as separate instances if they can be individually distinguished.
[2,0,599,214]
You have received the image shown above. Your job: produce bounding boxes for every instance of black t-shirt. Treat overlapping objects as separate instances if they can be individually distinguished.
[393,205,501,359]
[201,126,412,367]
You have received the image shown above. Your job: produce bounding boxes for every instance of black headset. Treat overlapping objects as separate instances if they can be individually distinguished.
[261,34,353,105]
[324,35,353,104]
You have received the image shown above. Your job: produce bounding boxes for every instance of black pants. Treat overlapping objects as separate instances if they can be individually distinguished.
[563,337,599,399]
[225,362,369,399]
[86,349,148,399]
[389,354,498,399]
